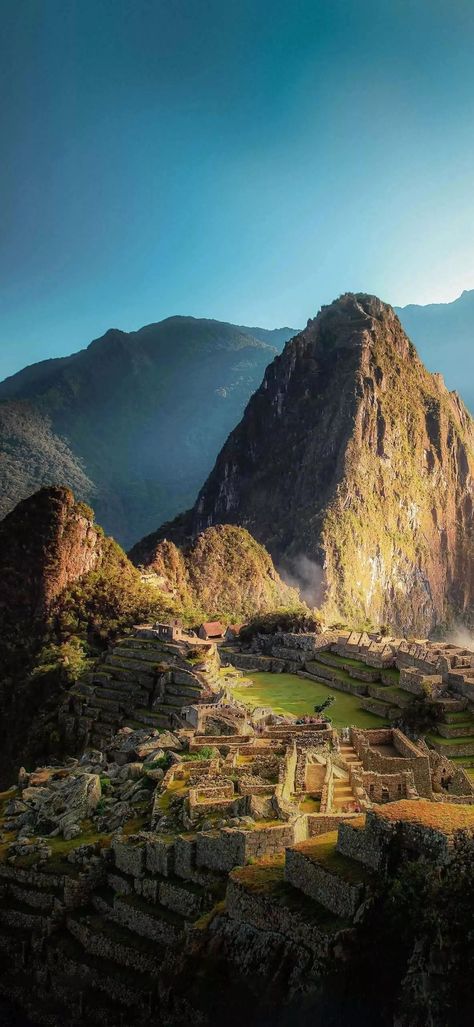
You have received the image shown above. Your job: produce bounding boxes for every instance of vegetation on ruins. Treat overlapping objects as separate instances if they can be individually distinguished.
[395,695,443,736]
[180,746,219,761]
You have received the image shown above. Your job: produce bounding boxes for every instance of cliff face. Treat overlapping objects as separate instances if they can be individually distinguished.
[0,488,146,787]
[0,318,295,546]
[130,523,302,620]
[155,294,473,634]
[0,486,104,644]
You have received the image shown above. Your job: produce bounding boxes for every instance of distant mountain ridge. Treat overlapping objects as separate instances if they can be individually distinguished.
[0,317,296,546]
[396,289,474,412]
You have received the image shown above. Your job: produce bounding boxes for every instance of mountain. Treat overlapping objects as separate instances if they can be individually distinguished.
[396,290,474,412]
[0,318,296,547]
[0,487,107,647]
[0,487,305,782]
[142,294,474,635]
[0,487,113,784]
[130,523,302,620]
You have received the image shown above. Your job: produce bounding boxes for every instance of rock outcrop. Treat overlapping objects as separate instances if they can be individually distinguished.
[145,294,474,634]
[130,523,302,620]
[0,486,104,644]
[0,488,154,788]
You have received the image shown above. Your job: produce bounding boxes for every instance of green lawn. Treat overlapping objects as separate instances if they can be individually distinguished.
[231,672,387,729]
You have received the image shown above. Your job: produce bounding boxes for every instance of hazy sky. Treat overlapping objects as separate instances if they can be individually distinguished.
[1,0,474,379]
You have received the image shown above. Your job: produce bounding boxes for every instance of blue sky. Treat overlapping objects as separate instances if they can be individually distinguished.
[1,0,474,379]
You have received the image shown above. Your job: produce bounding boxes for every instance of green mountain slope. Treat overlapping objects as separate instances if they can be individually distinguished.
[0,317,295,546]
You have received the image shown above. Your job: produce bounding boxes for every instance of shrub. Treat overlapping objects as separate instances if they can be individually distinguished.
[181,746,218,762]
[239,607,321,642]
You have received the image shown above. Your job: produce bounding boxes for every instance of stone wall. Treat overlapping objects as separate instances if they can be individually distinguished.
[226,876,331,960]
[425,746,474,797]
[306,812,358,837]
[279,743,297,802]
[284,846,366,919]
[351,728,433,798]
[336,820,384,870]
[357,769,416,803]
[194,822,299,872]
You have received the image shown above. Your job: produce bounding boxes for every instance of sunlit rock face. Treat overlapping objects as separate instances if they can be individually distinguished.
[0,486,104,637]
[129,523,301,621]
[148,294,474,635]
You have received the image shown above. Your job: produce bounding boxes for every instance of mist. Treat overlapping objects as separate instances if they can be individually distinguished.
[279,554,326,609]
[442,623,474,650]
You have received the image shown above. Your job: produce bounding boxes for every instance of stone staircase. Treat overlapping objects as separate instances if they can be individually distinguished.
[332,743,364,811]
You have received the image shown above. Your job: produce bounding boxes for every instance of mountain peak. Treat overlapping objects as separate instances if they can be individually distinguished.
[145,294,473,634]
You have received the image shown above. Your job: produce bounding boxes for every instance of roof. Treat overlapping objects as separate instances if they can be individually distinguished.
[226,623,243,633]
[373,799,474,834]
[200,621,225,636]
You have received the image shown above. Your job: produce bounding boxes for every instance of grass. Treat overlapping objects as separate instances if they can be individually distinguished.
[155,778,189,814]
[295,831,373,885]
[193,899,227,931]
[427,734,474,747]
[374,799,474,833]
[442,711,474,723]
[231,671,386,728]
[231,855,346,930]
[299,796,321,813]
[318,652,371,670]
[46,828,113,857]
[380,667,401,682]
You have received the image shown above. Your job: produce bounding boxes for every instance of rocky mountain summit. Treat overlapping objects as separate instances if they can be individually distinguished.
[0,318,295,546]
[148,294,474,634]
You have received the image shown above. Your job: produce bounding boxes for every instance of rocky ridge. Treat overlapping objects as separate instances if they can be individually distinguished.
[147,294,474,634]
[0,487,105,644]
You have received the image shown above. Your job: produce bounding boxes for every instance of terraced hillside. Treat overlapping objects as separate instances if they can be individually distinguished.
[226,631,474,779]
[62,631,221,752]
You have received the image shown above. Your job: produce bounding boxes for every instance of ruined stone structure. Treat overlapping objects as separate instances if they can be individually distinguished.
[224,627,474,780]
[1,621,473,1023]
[61,627,223,752]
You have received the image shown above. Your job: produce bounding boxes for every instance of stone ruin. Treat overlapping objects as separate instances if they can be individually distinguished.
[1,715,473,1025]
[0,621,473,1023]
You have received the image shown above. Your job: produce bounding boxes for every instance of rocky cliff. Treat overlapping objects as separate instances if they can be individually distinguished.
[0,488,167,787]
[0,487,106,647]
[0,318,295,546]
[148,294,474,634]
[130,523,302,620]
